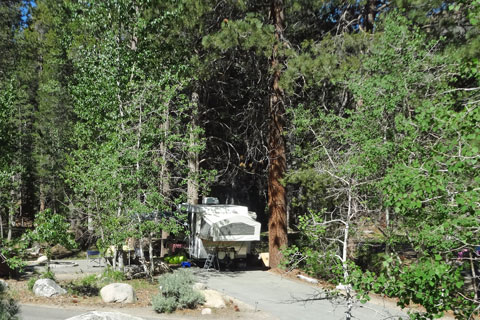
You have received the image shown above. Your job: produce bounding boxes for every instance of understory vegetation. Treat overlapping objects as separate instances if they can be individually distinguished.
[0,0,479,319]
[0,283,18,320]
[152,270,205,313]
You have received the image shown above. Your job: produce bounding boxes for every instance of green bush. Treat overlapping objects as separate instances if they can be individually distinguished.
[66,274,99,297]
[27,277,37,291]
[41,270,56,281]
[0,281,19,320]
[101,267,125,283]
[152,269,205,313]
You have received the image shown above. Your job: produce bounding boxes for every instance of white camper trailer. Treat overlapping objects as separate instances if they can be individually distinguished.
[181,198,261,263]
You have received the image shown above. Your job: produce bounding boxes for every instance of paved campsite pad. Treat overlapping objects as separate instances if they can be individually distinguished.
[10,259,455,320]
[8,259,277,320]
[28,259,106,280]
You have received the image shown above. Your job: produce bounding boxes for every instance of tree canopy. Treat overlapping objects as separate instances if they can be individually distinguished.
[0,0,479,318]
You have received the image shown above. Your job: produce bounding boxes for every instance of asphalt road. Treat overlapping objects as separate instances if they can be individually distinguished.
[19,304,169,320]
[195,269,410,320]
[23,260,453,320]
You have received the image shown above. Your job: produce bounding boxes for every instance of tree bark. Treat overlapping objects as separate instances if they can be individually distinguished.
[268,0,288,269]
[187,92,200,205]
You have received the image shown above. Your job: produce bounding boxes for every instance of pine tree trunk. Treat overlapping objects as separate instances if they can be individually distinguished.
[187,93,200,205]
[268,0,288,269]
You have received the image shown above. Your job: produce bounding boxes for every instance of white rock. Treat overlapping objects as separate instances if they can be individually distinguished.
[202,289,226,309]
[100,283,136,303]
[193,282,207,290]
[36,255,48,265]
[201,308,212,315]
[65,311,145,320]
[33,279,67,297]
[0,279,8,289]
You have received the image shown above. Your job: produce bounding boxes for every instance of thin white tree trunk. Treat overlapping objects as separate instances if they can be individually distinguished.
[0,212,3,239]
[112,247,117,270]
[343,189,352,320]
[187,92,199,205]
[149,234,154,276]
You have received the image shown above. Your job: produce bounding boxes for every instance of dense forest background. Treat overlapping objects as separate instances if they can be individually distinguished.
[1,0,479,318]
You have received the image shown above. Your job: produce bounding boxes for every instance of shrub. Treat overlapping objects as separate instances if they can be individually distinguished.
[41,270,56,281]
[27,277,37,291]
[152,269,205,313]
[101,267,125,283]
[0,281,19,320]
[66,274,99,297]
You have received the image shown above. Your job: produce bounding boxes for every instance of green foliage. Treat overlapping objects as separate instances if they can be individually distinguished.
[65,274,99,297]
[282,209,340,278]
[27,278,36,292]
[389,260,474,319]
[152,269,205,313]
[62,0,207,266]
[0,240,27,273]
[101,268,126,283]
[26,210,76,267]
[202,13,275,57]
[0,282,18,320]
[285,11,480,319]
[40,270,56,281]
[351,257,477,319]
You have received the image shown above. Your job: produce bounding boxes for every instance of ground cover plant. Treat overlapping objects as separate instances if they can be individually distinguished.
[0,282,18,320]
[152,269,205,313]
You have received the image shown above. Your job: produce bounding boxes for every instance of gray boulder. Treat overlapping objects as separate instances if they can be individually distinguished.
[65,311,144,320]
[100,283,136,303]
[33,278,67,297]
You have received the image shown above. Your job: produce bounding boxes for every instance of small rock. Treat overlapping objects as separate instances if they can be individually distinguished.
[65,311,145,320]
[201,308,212,315]
[202,289,226,309]
[193,282,207,290]
[100,283,136,303]
[33,279,67,297]
[0,279,8,289]
[36,255,48,265]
